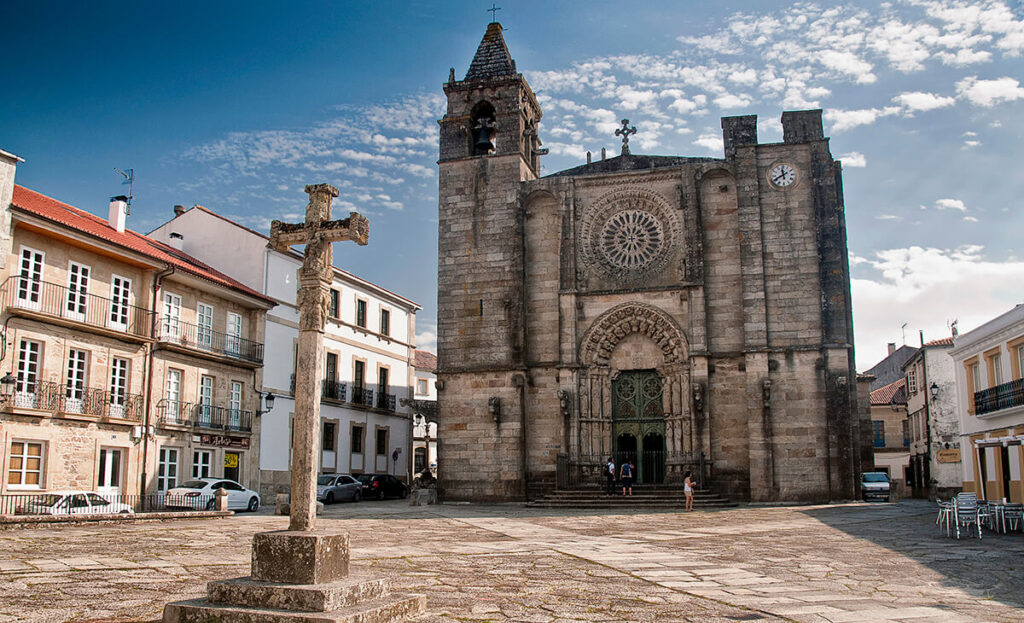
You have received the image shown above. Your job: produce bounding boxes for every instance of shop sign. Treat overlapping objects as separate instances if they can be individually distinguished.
[199,434,250,449]
[937,448,961,463]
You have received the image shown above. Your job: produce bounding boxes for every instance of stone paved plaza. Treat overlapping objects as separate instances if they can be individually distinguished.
[0,499,1021,622]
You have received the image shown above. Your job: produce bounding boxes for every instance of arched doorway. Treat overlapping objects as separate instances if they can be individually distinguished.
[612,370,665,484]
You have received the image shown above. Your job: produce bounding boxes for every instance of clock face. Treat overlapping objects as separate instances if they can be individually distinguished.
[769,163,797,188]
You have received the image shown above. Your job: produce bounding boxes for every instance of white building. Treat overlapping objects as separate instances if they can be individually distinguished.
[410,350,438,475]
[902,336,961,499]
[949,304,1024,503]
[149,205,421,498]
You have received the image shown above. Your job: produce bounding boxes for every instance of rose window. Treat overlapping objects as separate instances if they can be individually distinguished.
[599,210,664,270]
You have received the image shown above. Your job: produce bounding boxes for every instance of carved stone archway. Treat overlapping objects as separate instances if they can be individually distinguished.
[574,302,695,483]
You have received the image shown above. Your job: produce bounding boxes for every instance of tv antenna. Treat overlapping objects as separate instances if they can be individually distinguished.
[900,322,907,345]
[114,168,134,215]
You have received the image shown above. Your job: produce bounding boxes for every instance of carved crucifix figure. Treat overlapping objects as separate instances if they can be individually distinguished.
[269,183,369,531]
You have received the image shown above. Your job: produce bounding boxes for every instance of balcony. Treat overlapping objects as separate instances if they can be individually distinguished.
[974,378,1024,416]
[155,318,263,364]
[323,379,347,401]
[2,380,144,422]
[0,276,153,339]
[156,398,253,432]
[286,376,398,413]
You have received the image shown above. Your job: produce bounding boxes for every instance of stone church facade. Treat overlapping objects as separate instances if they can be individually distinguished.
[436,23,864,503]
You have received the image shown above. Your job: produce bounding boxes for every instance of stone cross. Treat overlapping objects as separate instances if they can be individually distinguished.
[488,3,501,22]
[269,184,369,531]
[615,118,637,156]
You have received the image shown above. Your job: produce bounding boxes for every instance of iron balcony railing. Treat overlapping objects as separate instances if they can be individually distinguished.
[287,375,397,412]
[0,276,153,339]
[156,398,252,432]
[155,317,264,364]
[351,386,374,408]
[975,378,1024,416]
[323,379,346,401]
[2,380,144,422]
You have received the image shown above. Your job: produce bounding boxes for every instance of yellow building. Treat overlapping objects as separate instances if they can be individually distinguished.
[0,154,274,504]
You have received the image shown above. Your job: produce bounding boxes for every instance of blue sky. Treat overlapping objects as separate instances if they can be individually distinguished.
[3,1,1023,370]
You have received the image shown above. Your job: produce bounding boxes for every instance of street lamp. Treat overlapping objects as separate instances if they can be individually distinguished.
[929,382,939,400]
[0,372,16,404]
[256,392,275,415]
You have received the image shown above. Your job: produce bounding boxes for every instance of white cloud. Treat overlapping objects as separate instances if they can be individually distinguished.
[824,107,900,132]
[415,326,437,351]
[693,133,723,154]
[819,50,877,83]
[838,152,867,167]
[892,91,956,112]
[956,76,1024,106]
[934,198,967,212]
[963,215,979,222]
[852,245,1024,370]
[713,93,753,109]
[875,214,901,221]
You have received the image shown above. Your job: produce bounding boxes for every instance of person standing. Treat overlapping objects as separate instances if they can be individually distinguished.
[620,459,634,496]
[605,457,616,495]
[684,470,695,511]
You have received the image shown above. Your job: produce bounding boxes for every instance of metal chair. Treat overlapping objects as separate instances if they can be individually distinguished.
[936,498,954,537]
[977,500,995,531]
[1003,503,1023,533]
[953,497,983,540]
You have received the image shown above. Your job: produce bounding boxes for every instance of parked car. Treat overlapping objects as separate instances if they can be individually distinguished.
[355,474,408,500]
[165,478,260,512]
[317,474,362,504]
[861,472,891,502]
[15,491,134,516]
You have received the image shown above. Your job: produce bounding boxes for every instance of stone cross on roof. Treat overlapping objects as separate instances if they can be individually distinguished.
[615,119,637,156]
[268,184,368,531]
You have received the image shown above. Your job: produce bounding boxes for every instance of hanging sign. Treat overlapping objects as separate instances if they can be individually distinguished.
[936,449,961,463]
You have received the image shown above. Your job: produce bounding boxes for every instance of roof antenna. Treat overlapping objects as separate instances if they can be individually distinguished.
[114,168,134,215]
[900,322,907,346]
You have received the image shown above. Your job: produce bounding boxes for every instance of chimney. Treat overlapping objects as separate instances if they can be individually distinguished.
[0,148,25,271]
[919,330,925,347]
[108,195,128,233]
[173,204,186,217]
[887,342,896,356]
[168,232,184,251]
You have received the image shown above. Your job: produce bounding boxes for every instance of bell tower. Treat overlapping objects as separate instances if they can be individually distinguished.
[436,22,544,500]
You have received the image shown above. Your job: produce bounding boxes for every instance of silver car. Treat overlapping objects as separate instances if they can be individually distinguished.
[317,474,362,504]
[165,478,260,512]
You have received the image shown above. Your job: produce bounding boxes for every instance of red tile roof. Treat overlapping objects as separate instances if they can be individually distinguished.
[870,377,907,406]
[924,337,955,347]
[414,350,437,372]
[12,185,275,305]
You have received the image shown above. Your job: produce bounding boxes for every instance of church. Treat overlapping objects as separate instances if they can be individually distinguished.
[436,22,866,503]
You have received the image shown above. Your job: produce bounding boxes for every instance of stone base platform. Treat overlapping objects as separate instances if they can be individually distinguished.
[163,575,425,623]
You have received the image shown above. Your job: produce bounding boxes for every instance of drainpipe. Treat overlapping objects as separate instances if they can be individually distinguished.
[920,349,934,500]
[140,266,175,502]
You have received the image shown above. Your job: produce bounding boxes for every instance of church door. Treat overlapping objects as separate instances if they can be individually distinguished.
[612,370,665,484]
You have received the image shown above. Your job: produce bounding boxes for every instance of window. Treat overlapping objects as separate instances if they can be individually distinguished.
[199,375,214,425]
[376,428,388,456]
[228,381,242,429]
[872,421,885,448]
[197,302,214,348]
[901,420,909,447]
[15,339,41,396]
[353,359,366,403]
[377,367,389,409]
[992,353,1003,385]
[417,379,428,395]
[193,450,211,479]
[109,275,132,331]
[351,425,364,454]
[7,441,44,487]
[109,357,130,417]
[322,421,337,452]
[65,261,91,321]
[157,448,179,491]
[165,368,182,422]
[162,292,182,336]
[64,349,89,413]
[356,299,367,328]
[325,353,340,399]
[16,246,44,308]
[1019,345,1024,380]
[226,312,242,356]
[329,289,340,318]
[907,366,917,395]
[380,309,390,336]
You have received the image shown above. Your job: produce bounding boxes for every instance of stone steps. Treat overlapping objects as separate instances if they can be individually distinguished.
[164,591,426,623]
[527,487,736,509]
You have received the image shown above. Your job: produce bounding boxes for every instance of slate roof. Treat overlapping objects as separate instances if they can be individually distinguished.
[870,377,907,406]
[414,350,437,373]
[862,344,918,391]
[12,185,275,305]
[465,22,516,80]
[546,154,722,178]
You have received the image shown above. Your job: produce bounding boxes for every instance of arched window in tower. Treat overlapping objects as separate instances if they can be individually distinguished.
[471,101,497,155]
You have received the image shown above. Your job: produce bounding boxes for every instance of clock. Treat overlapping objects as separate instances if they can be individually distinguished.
[769,163,797,188]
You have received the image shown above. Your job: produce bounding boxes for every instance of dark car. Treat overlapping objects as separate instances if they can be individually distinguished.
[356,474,408,500]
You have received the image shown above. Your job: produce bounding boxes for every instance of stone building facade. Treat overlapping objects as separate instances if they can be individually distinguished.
[903,337,961,499]
[0,153,274,502]
[435,23,864,503]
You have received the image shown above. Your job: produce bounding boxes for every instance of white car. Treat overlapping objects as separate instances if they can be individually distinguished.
[15,491,135,516]
[165,478,260,512]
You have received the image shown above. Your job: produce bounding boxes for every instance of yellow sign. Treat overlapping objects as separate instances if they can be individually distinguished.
[224,453,239,469]
[937,449,961,463]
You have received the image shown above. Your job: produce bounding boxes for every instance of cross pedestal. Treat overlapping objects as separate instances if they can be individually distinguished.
[162,184,424,622]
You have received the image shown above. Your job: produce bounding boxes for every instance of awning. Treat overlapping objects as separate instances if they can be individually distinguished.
[973,435,1024,448]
